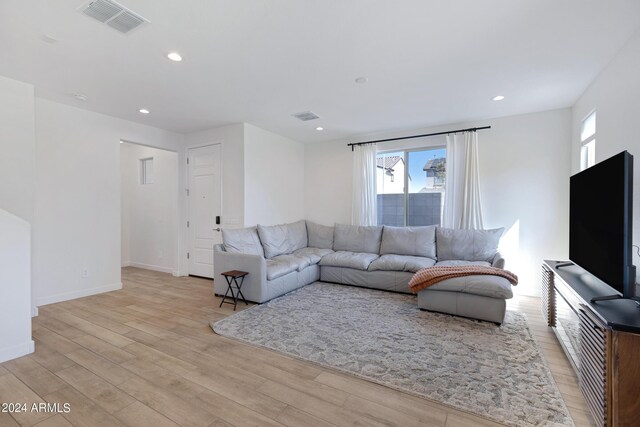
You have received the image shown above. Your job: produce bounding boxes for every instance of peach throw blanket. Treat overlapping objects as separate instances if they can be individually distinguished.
[408,266,518,293]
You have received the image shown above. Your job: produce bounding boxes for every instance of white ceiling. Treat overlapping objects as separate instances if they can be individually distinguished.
[1,0,639,143]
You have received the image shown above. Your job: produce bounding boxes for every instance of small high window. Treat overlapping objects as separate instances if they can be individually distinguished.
[580,111,596,171]
[140,157,154,184]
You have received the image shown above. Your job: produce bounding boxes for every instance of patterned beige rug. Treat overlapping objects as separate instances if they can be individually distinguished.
[212,282,573,427]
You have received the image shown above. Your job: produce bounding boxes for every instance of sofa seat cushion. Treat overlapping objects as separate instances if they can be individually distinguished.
[319,251,379,271]
[266,259,297,280]
[423,275,514,299]
[436,227,504,262]
[292,247,334,264]
[272,254,311,272]
[434,260,491,267]
[265,255,309,280]
[380,226,437,258]
[369,254,436,273]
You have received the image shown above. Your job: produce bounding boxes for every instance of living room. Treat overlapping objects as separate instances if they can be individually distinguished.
[1,1,640,426]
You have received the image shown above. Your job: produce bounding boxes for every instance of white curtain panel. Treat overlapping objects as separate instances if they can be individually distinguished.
[351,143,377,226]
[443,132,484,229]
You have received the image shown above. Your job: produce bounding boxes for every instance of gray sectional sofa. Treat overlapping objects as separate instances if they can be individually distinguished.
[213,220,513,323]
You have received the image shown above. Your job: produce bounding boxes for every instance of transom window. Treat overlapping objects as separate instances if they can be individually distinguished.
[376,147,446,227]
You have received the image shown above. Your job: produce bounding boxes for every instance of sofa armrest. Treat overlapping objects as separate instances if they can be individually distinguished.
[213,244,267,303]
[491,251,505,269]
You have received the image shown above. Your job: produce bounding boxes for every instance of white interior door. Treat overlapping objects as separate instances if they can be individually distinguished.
[188,144,222,278]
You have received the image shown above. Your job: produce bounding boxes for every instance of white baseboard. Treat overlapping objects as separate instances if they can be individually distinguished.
[128,262,175,274]
[0,340,35,364]
[36,282,122,306]
[31,307,39,317]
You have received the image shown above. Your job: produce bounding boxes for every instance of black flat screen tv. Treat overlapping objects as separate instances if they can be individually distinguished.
[569,150,635,298]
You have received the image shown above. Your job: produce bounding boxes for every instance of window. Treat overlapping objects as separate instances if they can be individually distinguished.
[377,147,446,227]
[140,157,154,184]
[580,111,596,171]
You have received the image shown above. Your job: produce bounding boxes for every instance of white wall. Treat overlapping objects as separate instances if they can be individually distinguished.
[0,75,34,361]
[34,98,184,306]
[305,139,353,226]
[0,210,33,362]
[572,29,640,270]
[121,143,179,274]
[243,123,305,226]
[305,109,572,296]
[0,75,35,221]
[185,124,245,229]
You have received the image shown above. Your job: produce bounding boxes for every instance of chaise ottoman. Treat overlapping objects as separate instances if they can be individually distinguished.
[416,274,514,324]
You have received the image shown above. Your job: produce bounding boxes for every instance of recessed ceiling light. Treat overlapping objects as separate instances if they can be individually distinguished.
[74,93,88,101]
[492,95,505,101]
[355,77,368,84]
[316,127,324,131]
[139,109,150,114]
[167,52,182,62]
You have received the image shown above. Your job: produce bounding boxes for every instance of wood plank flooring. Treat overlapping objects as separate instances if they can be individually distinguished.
[0,267,594,426]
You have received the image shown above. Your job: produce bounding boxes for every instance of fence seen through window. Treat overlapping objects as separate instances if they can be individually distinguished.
[376,147,446,227]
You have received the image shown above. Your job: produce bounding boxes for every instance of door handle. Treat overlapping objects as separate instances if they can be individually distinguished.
[213,228,221,232]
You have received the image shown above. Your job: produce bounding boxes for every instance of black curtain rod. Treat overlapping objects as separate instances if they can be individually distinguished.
[347,126,491,151]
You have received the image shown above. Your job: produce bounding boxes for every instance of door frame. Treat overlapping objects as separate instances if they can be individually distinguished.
[185,142,224,277]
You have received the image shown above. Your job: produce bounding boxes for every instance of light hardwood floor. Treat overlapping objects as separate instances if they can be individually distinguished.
[0,267,593,427]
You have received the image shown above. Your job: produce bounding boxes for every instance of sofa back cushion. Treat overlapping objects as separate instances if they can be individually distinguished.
[333,224,383,254]
[436,227,504,262]
[287,220,308,252]
[380,225,436,258]
[257,220,308,259]
[306,221,334,249]
[222,227,265,257]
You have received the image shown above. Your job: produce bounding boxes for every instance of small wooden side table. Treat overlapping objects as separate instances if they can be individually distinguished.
[219,270,248,311]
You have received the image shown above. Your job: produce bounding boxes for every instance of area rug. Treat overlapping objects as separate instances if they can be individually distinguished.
[211,282,573,427]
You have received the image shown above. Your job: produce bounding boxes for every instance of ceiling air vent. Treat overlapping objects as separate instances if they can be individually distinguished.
[78,0,149,34]
[292,111,320,121]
